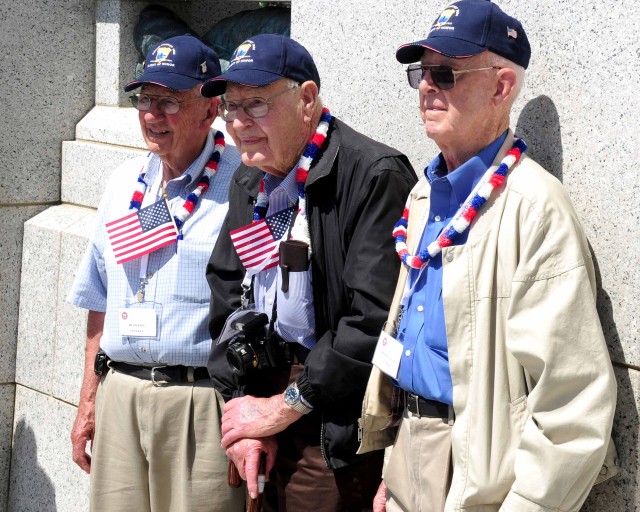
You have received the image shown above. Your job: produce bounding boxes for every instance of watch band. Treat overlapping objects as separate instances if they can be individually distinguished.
[284,383,313,415]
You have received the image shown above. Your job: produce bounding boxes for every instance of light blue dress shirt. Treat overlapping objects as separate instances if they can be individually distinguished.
[395,131,508,404]
[254,169,316,349]
[68,131,241,367]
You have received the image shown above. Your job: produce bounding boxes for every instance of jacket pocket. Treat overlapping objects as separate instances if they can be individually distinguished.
[510,394,529,433]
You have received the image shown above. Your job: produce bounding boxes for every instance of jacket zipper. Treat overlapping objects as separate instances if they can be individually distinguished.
[320,410,330,468]
[304,190,331,469]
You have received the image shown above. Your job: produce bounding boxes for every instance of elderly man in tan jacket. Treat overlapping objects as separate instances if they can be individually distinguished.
[359,1,618,511]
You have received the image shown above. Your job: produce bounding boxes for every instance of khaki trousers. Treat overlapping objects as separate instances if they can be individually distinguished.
[90,369,244,512]
[384,407,453,512]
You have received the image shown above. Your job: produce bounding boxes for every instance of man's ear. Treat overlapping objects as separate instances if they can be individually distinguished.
[300,81,320,122]
[202,96,220,129]
[493,68,517,106]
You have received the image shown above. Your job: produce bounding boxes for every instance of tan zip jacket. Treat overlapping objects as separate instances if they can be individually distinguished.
[358,133,618,512]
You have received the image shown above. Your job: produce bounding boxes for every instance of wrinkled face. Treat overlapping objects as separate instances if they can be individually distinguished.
[138,83,213,159]
[223,80,309,177]
[419,50,497,150]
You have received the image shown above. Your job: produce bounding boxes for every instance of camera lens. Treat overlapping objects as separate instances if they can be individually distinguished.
[226,338,258,376]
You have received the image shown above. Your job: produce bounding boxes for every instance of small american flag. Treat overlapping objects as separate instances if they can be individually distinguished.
[230,207,294,271]
[106,199,178,264]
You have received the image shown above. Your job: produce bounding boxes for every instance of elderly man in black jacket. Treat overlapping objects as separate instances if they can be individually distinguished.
[202,34,416,511]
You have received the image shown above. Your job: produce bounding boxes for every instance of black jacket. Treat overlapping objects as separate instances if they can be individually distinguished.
[207,117,416,468]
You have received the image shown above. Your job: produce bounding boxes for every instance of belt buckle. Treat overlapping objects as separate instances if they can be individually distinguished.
[151,366,169,387]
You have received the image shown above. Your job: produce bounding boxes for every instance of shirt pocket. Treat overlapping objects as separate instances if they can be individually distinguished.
[171,240,214,303]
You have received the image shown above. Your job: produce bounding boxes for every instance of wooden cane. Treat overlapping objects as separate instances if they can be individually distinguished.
[228,461,243,488]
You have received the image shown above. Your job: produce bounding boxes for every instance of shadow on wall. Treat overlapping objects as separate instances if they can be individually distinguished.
[8,419,57,512]
[515,95,563,183]
[581,248,638,512]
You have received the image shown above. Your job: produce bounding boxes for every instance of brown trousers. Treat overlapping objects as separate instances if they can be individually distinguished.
[261,364,384,512]
[90,369,244,512]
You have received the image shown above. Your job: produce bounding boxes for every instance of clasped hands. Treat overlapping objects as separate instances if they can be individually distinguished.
[221,394,302,498]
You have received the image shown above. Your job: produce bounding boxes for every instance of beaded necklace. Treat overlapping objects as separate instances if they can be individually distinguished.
[394,138,527,269]
[252,108,332,252]
[129,130,225,237]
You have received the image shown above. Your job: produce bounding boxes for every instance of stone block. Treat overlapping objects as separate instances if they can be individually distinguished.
[0,206,49,385]
[8,385,89,512]
[53,210,98,405]
[582,366,640,511]
[95,0,147,107]
[75,105,146,148]
[0,384,16,510]
[61,140,146,209]
[15,205,95,395]
[0,0,94,203]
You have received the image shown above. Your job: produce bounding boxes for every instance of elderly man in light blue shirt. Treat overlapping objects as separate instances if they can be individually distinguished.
[68,35,243,512]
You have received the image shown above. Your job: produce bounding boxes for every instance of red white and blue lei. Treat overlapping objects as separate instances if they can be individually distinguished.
[394,138,527,269]
[129,130,225,238]
[253,107,332,253]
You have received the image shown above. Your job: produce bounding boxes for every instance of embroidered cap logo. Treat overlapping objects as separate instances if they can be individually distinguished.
[230,40,255,66]
[152,44,175,64]
[431,5,459,31]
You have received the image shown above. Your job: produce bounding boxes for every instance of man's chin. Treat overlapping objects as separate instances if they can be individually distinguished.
[241,151,268,169]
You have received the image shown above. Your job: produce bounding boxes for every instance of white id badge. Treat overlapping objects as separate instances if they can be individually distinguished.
[371,331,404,379]
[119,308,157,337]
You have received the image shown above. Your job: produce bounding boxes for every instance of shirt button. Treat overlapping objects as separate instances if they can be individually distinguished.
[405,349,411,357]
[268,299,274,306]
[140,347,147,353]
[417,305,424,312]
[445,253,454,262]
[146,272,153,279]
[434,215,442,222]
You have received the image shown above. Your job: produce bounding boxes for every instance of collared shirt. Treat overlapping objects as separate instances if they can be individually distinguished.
[68,130,241,367]
[253,169,316,348]
[395,130,508,404]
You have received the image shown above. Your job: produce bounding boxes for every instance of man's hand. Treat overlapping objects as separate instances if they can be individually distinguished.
[373,480,387,512]
[70,399,95,473]
[221,394,302,448]
[226,437,277,500]
[70,310,104,474]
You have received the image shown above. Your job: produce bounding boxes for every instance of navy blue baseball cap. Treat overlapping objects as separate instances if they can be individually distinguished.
[396,0,531,69]
[200,34,321,98]
[124,34,222,92]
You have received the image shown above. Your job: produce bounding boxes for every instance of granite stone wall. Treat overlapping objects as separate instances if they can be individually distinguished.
[0,0,96,508]
[292,1,639,510]
[7,0,638,510]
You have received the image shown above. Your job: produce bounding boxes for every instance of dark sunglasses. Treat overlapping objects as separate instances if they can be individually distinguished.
[406,64,501,90]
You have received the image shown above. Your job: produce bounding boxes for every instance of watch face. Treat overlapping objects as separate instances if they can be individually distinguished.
[284,385,299,404]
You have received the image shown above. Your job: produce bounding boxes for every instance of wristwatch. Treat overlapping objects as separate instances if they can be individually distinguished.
[284,383,313,415]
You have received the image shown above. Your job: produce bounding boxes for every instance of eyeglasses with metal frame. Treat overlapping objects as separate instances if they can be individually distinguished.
[129,93,199,115]
[406,64,501,90]
[217,86,298,122]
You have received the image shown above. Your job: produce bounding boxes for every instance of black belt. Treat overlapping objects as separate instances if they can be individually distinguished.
[109,361,209,385]
[405,392,449,418]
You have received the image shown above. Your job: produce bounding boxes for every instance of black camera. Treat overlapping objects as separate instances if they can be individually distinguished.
[225,311,288,376]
